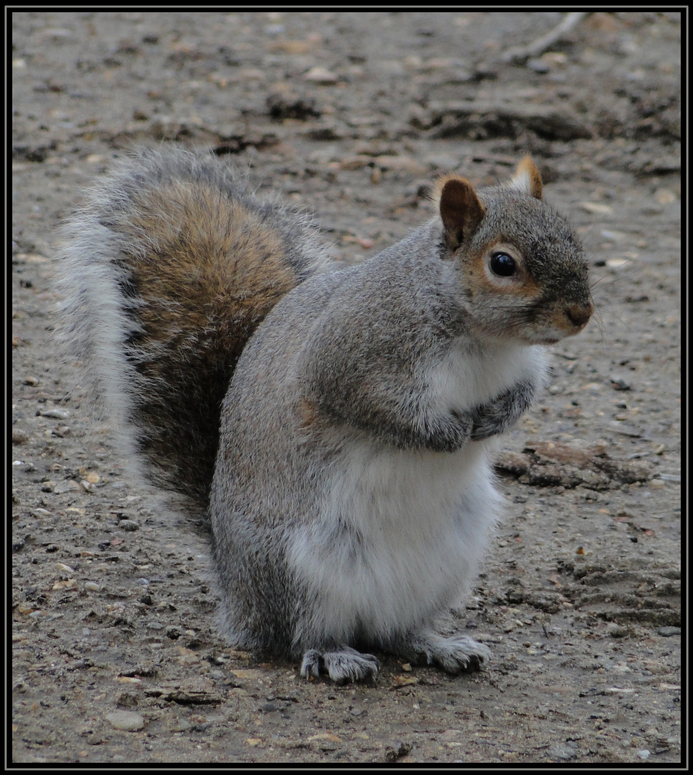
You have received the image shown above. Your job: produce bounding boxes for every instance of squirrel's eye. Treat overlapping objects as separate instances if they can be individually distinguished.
[490,252,517,277]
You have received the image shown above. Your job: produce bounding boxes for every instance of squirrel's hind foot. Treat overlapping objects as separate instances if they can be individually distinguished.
[300,646,380,684]
[398,630,492,674]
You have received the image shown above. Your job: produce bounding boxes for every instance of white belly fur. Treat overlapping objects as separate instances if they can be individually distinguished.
[288,438,503,646]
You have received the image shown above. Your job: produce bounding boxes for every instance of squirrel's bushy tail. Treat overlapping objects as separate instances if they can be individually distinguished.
[56,147,333,508]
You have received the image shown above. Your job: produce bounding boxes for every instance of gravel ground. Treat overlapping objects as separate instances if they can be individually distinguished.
[11,10,681,765]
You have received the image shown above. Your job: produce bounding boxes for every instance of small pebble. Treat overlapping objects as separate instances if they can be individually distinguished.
[303,66,339,84]
[527,58,550,73]
[12,429,29,444]
[655,626,680,638]
[606,623,629,638]
[31,508,52,518]
[105,711,145,731]
[548,744,577,761]
[39,408,70,419]
[54,480,80,494]
[609,376,631,391]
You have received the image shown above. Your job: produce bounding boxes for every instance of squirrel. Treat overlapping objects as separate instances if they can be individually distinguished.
[57,147,593,684]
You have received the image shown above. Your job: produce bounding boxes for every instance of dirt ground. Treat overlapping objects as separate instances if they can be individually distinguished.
[11,11,682,765]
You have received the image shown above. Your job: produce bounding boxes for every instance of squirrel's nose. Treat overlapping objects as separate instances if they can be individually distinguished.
[565,300,594,330]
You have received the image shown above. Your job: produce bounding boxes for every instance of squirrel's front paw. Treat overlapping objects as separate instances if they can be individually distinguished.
[470,380,536,441]
[419,409,473,452]
[301,646,380,684]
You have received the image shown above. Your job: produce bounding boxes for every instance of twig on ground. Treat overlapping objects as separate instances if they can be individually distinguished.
[501,11,589,65]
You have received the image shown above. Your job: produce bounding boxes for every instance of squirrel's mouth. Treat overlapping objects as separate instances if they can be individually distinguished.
[524,330,565,345]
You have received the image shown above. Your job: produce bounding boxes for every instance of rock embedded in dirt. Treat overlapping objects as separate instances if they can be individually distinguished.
[495,440,652,490]
[105,711,145,732]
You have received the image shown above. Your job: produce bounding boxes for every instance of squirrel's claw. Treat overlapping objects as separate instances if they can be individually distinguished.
[300,647,380,684]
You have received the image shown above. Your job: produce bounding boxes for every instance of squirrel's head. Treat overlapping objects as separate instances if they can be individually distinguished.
[433,157,594,346]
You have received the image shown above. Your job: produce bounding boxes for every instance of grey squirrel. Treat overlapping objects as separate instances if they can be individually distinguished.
[57,147,593,684]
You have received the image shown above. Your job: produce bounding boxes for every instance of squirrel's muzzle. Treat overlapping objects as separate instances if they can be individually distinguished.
[564,299,594,332]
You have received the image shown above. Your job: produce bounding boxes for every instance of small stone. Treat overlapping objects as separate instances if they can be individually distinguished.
[527,58,550,73]
[105,711,145,731]
[548,743,577,761]
[303,66,339,84]
[31,508,52,518]
[609,376,631,391]
[384,741,412,762]
[600,229,630,242]
[578,201,613,214]
[339,155,372,170]
[654,188,676,204]
[54,479,80,494]
[116,691,139,707]
[39,408,70,419]
[605,622,629,638]
[169,718,191,732]
[37,27,73,42]
[52,578,77,591]
[655,626,681,638]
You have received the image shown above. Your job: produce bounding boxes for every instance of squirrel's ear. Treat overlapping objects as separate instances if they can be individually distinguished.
[435,175,486,251]
[509,156,543,200]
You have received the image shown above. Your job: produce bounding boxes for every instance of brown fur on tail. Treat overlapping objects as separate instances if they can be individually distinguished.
[57,148,333,508]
